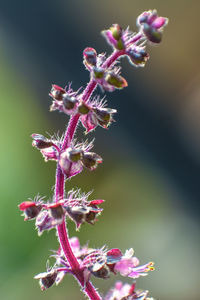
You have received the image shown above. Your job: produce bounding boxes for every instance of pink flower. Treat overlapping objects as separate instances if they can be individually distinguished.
[111,248,154,279]
[104,281,152,300]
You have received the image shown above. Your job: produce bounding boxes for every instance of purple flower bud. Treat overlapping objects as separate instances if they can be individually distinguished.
[90,265,110,279]
[92,67,105,79]
[31,134,59,162]
[81,111,99,133]
[92,67,124,92]
[34,270,58,290]
[59,150,83,178]
[32,134,54,149]
[35,210,63,235]
[62,94,78,110]
[94,107,117,127]
[143,24,162,43]
[105,72,128,89]
[65,206,88,229]
[78,102,91,115]
[66,148,83,162]
[85,211,96,224]
[94,108,111,122]
[110,24,122,41]
[48,203,65,221]
[102,24,125,50]
[83,47,97,68]
[50,84,65,101]
[127,47,149,67]
[81,152,102,170]
[19,201,42,220]
[137,10,168,44]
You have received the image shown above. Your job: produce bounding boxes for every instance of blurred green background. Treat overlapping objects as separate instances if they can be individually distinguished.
[0,0,199,299]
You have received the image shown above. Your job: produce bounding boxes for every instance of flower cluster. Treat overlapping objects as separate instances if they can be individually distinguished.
[34,237,154,292]
[19,9,168,300]
[50,84,117,132]
[32,134,102,178]
[19,190,104,235]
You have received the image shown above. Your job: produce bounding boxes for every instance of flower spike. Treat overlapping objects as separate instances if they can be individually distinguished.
[19,11,168,300]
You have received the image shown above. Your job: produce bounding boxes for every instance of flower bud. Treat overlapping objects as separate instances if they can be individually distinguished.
[143,24,162,43]
[105,73,128,89]
[83,47,97,67]
[78,102,91,115]
[19,201,42,220]
[34,270,58,290]
[93,67,105,79]
[102,24,125,50]
[91,265,110,279]
[81,152,102,170]
[59,150,83,178]
[94,107,116,123]
[48,203,65,221]
[32,134,53,149]
[62,94,78,110]
[50,85,65,101]
[85,211,96,224]
[115,39,125,50]
[110,24,122,41]
[66,148,83,162]
[128,48,149,67]
[65,206,88,229]
[137,10,168,44]
[106,248,122,264]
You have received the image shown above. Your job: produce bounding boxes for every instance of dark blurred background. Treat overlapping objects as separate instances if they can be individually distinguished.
[0,0,199,299]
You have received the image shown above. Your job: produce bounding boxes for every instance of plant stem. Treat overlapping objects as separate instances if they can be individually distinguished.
[55,166,102,300]
[54,45,140,299]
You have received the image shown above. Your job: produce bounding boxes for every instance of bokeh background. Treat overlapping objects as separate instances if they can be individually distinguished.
[0,0,199,299]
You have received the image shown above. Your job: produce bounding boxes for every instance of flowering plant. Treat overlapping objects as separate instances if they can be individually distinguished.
[19,10,168,300]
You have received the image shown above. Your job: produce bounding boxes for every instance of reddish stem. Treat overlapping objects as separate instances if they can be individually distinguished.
[54,45,139,299]
[125,32,143,47]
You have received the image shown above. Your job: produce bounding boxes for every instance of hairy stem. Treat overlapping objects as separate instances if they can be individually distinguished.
[126,31,143,47]
[54,43,141,299]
